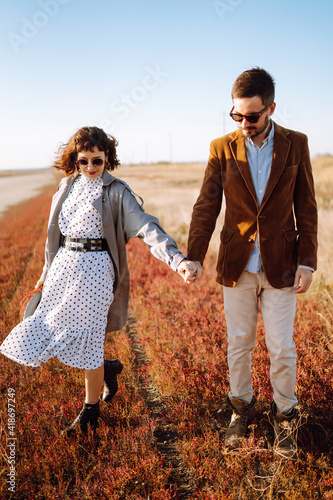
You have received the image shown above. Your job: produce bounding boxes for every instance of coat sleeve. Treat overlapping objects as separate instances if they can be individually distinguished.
[293,135,318,270]
[121,187,186,271]
[187,140,223,264]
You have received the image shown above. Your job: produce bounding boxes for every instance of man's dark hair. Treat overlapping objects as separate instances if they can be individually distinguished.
[231,68,275,106]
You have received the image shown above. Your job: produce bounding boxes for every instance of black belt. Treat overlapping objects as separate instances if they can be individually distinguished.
[61,235,108,252]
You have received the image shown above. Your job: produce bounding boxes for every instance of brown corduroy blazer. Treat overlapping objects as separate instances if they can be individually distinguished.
[187,122,318,288]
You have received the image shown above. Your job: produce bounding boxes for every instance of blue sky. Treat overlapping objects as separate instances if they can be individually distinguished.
[1,0,332,169]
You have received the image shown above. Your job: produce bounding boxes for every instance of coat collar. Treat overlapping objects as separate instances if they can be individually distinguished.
[229,121,291,210]
[52,169,116,217]
[102,170,116,186]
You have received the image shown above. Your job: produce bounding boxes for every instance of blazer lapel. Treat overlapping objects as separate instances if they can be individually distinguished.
[260,123,291,211]
[229,131,258,207]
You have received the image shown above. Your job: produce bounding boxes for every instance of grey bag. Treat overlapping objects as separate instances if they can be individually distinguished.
[23,291,42,319]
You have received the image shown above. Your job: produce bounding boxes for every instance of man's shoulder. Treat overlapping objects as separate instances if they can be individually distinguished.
[210,130,242,150]
[273,121,308,143]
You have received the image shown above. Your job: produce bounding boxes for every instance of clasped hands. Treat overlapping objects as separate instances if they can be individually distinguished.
[36,262,203,287]
[177,260,202,284]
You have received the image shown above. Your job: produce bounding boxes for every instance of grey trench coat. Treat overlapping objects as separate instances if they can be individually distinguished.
[39,170,186,333]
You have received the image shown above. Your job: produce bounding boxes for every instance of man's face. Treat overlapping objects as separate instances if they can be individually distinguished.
[233,96,275,140]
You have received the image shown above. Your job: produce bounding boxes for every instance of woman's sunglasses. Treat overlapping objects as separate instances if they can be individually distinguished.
[76,158,104,167]
[229,103,272,123]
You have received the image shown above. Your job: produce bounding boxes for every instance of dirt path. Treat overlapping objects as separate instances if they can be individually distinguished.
[0,169,59,216]
[126,315,198,498]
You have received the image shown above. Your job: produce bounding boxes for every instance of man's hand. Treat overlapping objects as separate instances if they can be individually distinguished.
[177,260,202,284]
[293,268,313,294]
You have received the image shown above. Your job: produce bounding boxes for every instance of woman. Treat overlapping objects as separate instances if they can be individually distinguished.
[0,126,201,436]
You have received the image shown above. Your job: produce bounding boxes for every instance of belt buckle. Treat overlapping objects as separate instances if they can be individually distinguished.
[79,238,88,252]
[90,239,102,251]
[65,237,88,252]
[67,244,87,252]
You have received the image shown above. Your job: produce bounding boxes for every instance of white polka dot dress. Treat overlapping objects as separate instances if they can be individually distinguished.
[0,174,115,370]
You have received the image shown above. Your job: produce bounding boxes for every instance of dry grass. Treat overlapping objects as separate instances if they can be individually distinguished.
[312,155,333,210]
[311,155,333,292]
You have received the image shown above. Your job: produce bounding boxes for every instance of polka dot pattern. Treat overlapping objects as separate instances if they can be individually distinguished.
[0,174,115,370]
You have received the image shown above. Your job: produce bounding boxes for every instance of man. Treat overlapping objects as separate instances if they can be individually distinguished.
[185,68,318,457]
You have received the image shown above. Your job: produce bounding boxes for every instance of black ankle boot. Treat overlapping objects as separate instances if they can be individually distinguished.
[64,401,100,436]
[103,359,123,403]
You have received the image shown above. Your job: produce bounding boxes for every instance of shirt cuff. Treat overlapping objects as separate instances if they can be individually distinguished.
[298,265,315,272]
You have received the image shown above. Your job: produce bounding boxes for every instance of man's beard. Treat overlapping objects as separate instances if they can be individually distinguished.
[240,116,271,139]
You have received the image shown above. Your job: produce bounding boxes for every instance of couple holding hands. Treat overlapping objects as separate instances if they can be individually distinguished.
[0,68,317,458]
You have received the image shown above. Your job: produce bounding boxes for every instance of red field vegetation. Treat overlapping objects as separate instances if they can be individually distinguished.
[0,188,332,499]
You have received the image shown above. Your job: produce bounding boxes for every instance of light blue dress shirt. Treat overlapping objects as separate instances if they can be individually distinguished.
[245,122,275,273]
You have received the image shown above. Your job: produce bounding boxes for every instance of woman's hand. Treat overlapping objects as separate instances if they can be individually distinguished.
[177,260,202,284]
[35,280,44,291]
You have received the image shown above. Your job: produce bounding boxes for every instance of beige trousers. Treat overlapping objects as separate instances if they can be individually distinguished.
[223,271,298,414]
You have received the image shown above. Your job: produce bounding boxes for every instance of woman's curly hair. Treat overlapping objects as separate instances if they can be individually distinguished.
[53,126,120,176]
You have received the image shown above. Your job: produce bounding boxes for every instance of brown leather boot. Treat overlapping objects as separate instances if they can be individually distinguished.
[268,402,300,458]
[225,396,257,447]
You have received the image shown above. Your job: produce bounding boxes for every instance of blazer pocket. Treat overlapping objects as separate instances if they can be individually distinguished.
[220,227,234,243]
[282,164,298,174]
[284,229,299,241]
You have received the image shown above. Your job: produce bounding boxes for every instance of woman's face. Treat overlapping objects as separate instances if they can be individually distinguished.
[76,146,107,179]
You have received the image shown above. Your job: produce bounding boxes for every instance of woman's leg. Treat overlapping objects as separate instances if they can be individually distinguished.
[85,364,104,404]
[103,359,124,402]
[64,364,104,436]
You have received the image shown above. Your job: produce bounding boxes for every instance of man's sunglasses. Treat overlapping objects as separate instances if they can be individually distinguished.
[229,103,272,123]
[77,158,104,167]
